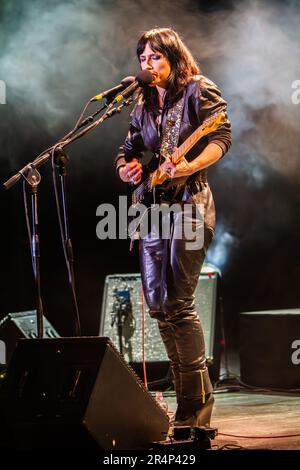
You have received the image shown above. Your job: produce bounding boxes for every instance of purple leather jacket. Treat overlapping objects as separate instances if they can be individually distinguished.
[115,74,231,187]
[115,75,231,235]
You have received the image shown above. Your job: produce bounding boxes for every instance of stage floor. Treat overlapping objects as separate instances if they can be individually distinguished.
[164,390,300,450]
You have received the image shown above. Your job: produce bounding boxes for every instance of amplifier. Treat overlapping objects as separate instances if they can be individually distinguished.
[0,310,59,365]
[239,309,300,389]
[100,263,221,382]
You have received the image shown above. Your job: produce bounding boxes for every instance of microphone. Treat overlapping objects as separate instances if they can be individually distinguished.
[112,70,153,104]
[90,76,135,102]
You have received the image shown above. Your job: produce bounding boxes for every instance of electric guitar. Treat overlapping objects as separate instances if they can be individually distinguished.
[131,111,226,205]
[128,111,226,238]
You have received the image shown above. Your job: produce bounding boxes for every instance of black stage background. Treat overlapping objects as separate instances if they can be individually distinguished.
[1,0,300,356]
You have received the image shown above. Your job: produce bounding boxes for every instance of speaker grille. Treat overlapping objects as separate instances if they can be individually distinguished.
[100,274,166,363]
[100,263,220,364]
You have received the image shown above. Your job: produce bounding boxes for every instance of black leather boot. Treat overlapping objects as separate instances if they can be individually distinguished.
[158,320,181,401]
[170,319,214,428]
[174,393,214,427]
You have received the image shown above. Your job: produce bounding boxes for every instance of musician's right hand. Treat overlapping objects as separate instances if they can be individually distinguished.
[119,158,143,184]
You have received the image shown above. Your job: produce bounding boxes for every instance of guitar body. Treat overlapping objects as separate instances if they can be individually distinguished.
[131,172,176,205]
[128,179,182,239]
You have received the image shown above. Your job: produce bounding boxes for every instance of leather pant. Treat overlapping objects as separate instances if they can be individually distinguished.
[139,186,215,403]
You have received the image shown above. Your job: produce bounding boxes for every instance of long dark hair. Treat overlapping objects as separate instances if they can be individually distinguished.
[136,28,200,112]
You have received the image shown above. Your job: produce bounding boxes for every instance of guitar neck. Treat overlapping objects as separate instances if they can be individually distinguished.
[171,122,207,163]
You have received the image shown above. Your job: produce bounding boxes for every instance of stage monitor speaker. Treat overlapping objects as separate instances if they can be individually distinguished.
[0,310,59,365]
[100,263,222,383]
[239,309,300,389]
[0,337,169,451]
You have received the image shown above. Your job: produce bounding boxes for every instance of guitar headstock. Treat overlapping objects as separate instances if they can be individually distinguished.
[202,111,226,136]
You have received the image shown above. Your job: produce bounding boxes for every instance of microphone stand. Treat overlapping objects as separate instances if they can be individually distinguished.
[73,103,107,132]
[4,98,133,190]
[20,164,44,338]
[53,147,81,336]
[3,96,134,338]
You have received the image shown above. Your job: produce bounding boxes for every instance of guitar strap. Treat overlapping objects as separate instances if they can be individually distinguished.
[159,92,188,199]
[160,92,185,160]
[129,96,186,246]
